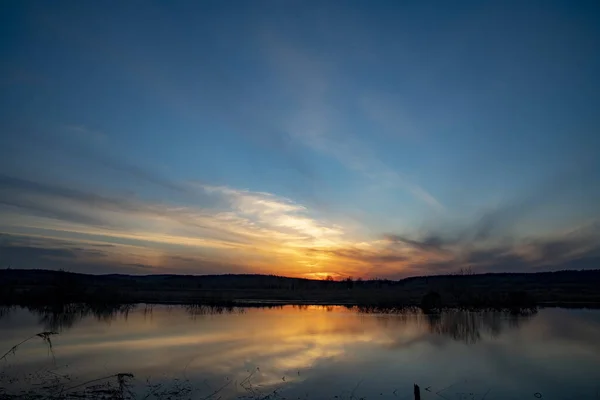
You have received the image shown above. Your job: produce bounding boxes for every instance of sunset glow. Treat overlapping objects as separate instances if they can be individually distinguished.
[1,2,599,278]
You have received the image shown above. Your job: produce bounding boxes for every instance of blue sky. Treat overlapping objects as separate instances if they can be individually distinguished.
[1,1,599,278]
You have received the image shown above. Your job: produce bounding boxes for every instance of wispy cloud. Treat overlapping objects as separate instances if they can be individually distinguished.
[262,35,444,212]
[201,185,345,247]
[0,174,353,275]
[1,127,597,278]
[2,127,193,195]
[285,108,445,212]
[0,233,254,275]
[4,172,597,278]
[379,216,600,278]
[360,95,420,140]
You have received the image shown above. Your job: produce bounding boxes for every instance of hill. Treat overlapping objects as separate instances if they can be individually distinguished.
[1,268,600,308]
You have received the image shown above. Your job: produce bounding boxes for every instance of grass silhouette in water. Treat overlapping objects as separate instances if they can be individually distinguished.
[0,331,57,363]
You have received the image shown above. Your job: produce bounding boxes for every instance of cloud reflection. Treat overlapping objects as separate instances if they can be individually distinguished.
[1,306,600,399]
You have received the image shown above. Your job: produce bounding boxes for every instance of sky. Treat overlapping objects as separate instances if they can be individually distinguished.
[1,0,599,279]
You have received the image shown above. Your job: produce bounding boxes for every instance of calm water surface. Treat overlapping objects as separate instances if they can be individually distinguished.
[1,305,599,400]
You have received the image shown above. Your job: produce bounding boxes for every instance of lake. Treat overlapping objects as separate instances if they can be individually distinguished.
[1,305,599,400]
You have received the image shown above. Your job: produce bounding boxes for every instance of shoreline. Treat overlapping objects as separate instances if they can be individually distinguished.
[4,298,600,310]
[3,268,600,310]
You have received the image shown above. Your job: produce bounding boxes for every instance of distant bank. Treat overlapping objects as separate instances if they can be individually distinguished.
[1,268,600,310]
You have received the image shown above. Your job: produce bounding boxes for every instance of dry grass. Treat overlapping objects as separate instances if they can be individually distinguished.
[1,331,58,363]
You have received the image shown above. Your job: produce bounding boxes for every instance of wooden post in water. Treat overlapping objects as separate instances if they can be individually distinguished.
[414,384,421,400]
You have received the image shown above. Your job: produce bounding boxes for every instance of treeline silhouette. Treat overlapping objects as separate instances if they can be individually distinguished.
[1,268,599,310]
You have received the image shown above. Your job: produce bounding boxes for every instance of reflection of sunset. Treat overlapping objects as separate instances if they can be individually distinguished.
[2,306,600,399]
[2,306,425,374]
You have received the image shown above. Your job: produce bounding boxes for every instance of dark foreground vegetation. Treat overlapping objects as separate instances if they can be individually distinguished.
[2,269,600,312]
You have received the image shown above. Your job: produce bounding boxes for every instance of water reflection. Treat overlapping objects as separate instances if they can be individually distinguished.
[0,304,536,345]
[31,303,136,332]
[0,305,14,319]
[424,310,530,344]
[0,305,599,400]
